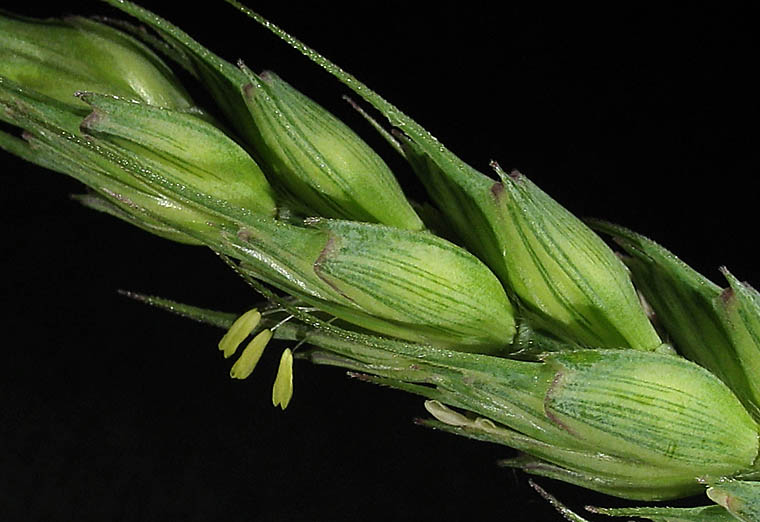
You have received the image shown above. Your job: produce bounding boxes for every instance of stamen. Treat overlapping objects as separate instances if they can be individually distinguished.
[292,315,336,353]
[272,348,294,410]
[218,308,261,359]
[261,306,320,317]
[270,314,295,331]
[229,329,272,380]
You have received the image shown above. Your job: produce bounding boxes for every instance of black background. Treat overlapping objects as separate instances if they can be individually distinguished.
[1,1,757,521]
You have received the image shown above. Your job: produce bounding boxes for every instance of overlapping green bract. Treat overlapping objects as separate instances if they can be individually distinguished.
[591,221,760,423]
[362,347,758,500]
[222,0,664,353]
[708,480,760,522]
[78,92,277,217]
[240,69,424,229]
[0,9,515,353]
[589,480,760,521]
[0,12,193,110]
[99,0,424,230]
[487,167,662,350]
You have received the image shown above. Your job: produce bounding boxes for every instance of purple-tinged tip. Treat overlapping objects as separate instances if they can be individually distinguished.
[79,109,102,133]
[314,234,337,269]
[390,128,412,145]
[489,160,523,184]
[544,370,578,436]
[720,287,736,305]
[242,83,255,100]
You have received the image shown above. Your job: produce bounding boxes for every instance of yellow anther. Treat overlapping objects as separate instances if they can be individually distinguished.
[229,329,273,380]
[272,348,294,410]
[218,308,261,359]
